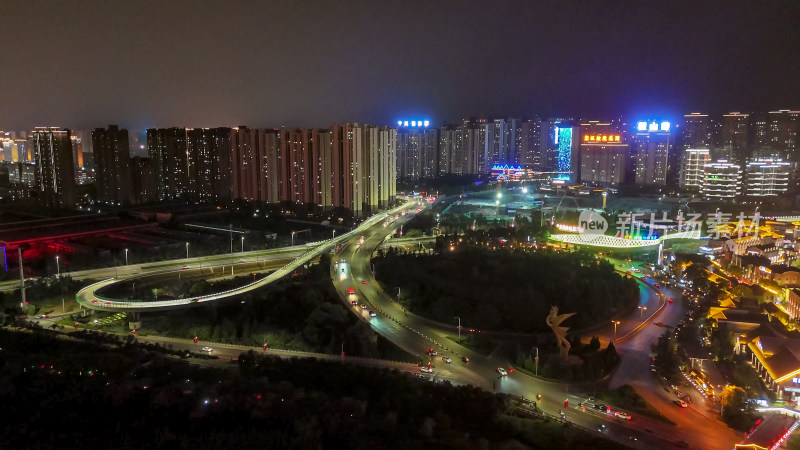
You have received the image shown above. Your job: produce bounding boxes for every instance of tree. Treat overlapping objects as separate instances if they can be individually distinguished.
[189,280,212,296]
[719,385,756,431]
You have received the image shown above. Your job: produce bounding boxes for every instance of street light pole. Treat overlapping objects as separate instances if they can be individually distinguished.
[241,236,244,252]
[612,320,621,340]
[332,229,336,239]
[533,346,539,377]
[291,231,295,246]
[638,306,647,318]
[186,242,189,259]
[454,316,461,342]
[125,248,129,266]
[56,256,60,276]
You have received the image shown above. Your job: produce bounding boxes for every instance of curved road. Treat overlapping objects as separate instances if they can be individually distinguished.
[334,206,737,450]
[75,200,418,312]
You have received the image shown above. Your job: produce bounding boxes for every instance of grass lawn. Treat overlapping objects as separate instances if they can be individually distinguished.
[445,335,496,355]
[597,384,676,426]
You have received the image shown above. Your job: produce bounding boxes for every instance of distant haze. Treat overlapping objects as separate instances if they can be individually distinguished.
[2,0,799,130]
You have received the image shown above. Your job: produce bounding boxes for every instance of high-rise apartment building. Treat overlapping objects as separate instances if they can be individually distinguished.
[578,122,628,186]
[680,148,711,189]
[682,113,714,149]
[633,120,671,186]
[438,119,486,176]
[92,125,131,205]
[702,160,742,200]
[230,127,280,204]
[186,127,232,203]
[744,159,790,197]
[518,119,543,168]
[485,118,520,168]
[721,112,750,163]
[147,127,189,201]
[396,125,438,179]
[31,127,74,207]
[130,156,157,204]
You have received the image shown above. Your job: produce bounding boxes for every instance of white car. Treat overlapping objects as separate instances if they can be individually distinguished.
[497,368,508,376]
[369,310,377,317]
[200,347,213,352]
[615,411,632,420]
[442,356,452,364]
[420,366,433,373]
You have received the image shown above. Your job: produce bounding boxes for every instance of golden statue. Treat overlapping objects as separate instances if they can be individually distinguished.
[546,305,575,362]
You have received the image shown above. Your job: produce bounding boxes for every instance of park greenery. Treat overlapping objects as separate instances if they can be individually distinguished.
[131,254,408,360]
[373,242,640,333]
[513,336,620,382]
[0,327,625,449]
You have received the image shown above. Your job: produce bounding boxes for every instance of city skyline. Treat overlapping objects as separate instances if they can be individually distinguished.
[3,1,799,131]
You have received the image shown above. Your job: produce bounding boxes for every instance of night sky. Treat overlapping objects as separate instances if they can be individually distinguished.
[2,0,799,130]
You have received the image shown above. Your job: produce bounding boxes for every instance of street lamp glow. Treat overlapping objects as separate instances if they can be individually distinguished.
[124,248,129,266]
[186,242,189,259]
[522,187,528,194]
[611,320,621,339]
[496,192,502,199]
[56,255,60,276]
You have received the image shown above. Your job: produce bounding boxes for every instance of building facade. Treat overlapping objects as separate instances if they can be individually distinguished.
[92,125,131,205]
[633,120,671,186]
[32,127,74,207]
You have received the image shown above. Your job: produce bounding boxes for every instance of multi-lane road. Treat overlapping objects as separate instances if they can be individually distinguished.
[23,196,738,448]
[332,204,737,450]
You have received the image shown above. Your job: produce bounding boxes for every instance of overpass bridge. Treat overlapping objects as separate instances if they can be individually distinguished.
[76,200,418,312]
[550,229,703,248]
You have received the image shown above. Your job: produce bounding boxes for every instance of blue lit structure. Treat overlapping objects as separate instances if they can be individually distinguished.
[556,127,573,174]
[397,120,431,128]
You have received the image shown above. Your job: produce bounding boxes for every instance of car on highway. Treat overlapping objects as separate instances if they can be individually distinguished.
[676,400,688,408]
[497,368,508,376]
[594,404,611,413]
[181,265,191,269]
[201,347,213,352]
[668,297,674,302]
[420,366,433,373]
[361,280,367,284]
[360,304,367,310]
[37,314,48,319]
[426,348,438,356]
[442,356,451,363]
[615,411,632,420]
[462,356,469,363]
[238,259,246,262]
[350,299,358,306]
[597,424,607,433]
[347,288,355,295]
[369,310,377,317]
[92,300,98,303]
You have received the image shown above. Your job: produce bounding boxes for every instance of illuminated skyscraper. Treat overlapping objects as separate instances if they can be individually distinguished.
[518,119,543,168]
[92,125,131,205]
[633,120,671,186]
[744,159,790,197]
[579,122,627,186]
[702,160,742,199]
[680,148,710,189]
[31,127,74,207]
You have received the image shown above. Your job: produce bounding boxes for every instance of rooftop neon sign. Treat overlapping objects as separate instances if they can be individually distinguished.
[397,120,430,128]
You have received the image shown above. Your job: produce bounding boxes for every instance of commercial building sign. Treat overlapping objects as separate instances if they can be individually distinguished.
[583,134,621,143]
